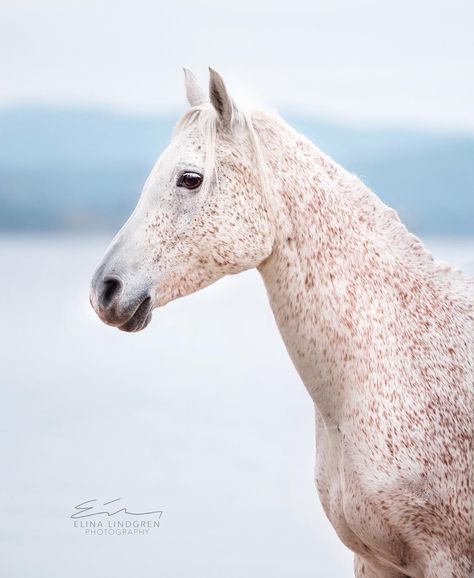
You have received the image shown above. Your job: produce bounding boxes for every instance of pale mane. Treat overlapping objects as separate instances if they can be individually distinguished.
[174,103,470,290]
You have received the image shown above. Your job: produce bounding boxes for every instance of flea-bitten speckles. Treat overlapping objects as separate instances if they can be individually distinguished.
[91,72,474,578]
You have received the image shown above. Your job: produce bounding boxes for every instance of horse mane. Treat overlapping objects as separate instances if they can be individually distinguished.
[174,103,471,289]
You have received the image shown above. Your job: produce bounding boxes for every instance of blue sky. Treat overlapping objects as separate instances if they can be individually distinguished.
[1,0,473,131]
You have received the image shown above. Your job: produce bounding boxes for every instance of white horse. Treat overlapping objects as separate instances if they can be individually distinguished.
[90,69,473,577]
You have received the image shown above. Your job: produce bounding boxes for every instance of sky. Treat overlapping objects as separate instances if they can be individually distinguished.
[1,0,473,132]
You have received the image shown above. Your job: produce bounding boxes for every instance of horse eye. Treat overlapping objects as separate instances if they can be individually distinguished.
[177,171,203,190]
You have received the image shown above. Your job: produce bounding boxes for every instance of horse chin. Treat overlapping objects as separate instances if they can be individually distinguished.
[118,311,153,333]
[117,298,153,333]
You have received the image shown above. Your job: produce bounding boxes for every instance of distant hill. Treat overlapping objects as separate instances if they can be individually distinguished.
[0,106,473,234]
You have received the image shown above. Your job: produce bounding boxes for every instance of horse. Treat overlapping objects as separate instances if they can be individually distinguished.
[90,68,473,577]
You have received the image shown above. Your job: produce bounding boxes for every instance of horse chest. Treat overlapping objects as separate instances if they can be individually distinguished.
[314,417,412,570]
[314,419,364,552]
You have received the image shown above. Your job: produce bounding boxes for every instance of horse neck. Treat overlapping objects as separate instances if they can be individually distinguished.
[254,114,437,422]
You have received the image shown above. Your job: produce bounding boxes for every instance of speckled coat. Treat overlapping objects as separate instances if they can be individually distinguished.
[90,70,474,578]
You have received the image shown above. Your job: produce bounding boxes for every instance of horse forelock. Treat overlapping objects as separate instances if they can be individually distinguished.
[173,103,273,212]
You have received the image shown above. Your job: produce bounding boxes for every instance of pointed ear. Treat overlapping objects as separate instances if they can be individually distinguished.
[183,68,207,107]
[208,68,235,125]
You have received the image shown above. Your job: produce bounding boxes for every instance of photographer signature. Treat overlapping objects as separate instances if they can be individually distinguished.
[70,498,163,519]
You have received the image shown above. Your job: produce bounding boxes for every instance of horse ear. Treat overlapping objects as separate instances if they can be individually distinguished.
[208,68,235,125]
[183,68,207,107]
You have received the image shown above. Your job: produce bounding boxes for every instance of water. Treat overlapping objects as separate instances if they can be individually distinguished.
[0,235,472,578]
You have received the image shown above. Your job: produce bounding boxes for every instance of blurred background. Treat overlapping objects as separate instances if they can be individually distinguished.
[1,1,473,577]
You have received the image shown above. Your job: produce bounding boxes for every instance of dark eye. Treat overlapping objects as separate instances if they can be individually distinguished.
[177,171,203,190]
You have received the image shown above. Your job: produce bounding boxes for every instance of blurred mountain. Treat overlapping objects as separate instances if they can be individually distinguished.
[0,106,472,234]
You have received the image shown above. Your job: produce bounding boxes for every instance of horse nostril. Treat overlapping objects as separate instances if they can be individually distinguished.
[101,276,122,308]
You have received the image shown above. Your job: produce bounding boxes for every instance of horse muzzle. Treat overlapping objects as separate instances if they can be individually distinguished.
[90,270,153,333]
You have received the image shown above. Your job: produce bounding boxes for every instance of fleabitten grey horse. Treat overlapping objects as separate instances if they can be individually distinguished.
[90,69,473,578]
